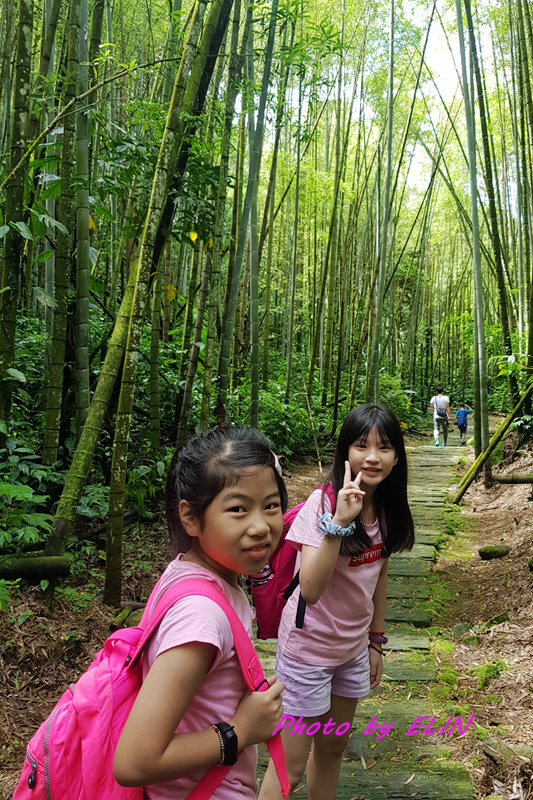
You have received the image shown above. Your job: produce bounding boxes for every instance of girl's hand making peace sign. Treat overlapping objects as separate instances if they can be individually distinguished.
[331,461,365,528]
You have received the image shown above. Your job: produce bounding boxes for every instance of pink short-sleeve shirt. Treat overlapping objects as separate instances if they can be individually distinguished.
[142,557,257,800]
[277,489,386,667]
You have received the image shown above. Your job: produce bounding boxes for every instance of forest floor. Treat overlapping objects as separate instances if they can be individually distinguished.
[431,429,533,800]
[1,422,533,799]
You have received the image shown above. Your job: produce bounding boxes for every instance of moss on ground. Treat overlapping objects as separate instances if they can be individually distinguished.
[440,667,458,686]
[444,702,471,717]
[479,545,510,560]
[428,684,453,701]
[468,660,507,689]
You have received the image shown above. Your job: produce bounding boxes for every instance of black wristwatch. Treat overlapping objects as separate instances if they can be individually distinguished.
[212,721,238,766]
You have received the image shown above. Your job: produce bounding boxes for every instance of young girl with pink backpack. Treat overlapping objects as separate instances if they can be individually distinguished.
[114,426,289,799]
[14,427,289,800]
[258,404,414,800]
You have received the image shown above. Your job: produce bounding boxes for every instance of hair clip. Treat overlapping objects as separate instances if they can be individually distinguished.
[272,452,283,478]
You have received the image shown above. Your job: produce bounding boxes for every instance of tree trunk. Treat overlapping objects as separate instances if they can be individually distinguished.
[176,244,211,445]
[76,0,91,440]
[89,0,105,70]
[26,0,63,146]
[245,7,260,426]
[149,265,162,447]
[285,67,303,404]
[46,0,208,566]
[45,267,136,558]
[456,0,490,483]
[464,0,519,408]
[42,0,80,465]
[493,474,533,484]
[104,0,233,606]
[0,556,71,579]
[0,0,33,420]
[216,0,279,425]
[200,0,242,428]
[367,0,394,403]
[174,246,200,433]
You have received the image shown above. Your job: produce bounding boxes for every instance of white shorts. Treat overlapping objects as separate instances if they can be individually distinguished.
[276,647,370,717]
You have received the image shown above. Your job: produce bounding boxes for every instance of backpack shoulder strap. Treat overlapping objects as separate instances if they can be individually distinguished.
[287,483,336,630]
[315,483,335,510]
[133,577,290,799]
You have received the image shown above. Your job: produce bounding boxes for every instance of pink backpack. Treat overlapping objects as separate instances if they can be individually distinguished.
[251,484,335,639]
[13,578,290,800]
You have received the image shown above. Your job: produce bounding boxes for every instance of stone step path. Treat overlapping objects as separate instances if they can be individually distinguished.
[257,443,476,799]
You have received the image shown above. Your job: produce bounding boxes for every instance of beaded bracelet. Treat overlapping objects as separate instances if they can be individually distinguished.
[210,725,225,765]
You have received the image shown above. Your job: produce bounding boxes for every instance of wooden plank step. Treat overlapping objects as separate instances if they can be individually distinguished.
[388,559,431,577]
[408,462,458,470]
[394,544,436,560]
[410,504,447,514]
[385,600,431,627]
[415,531,444,546]
[356,698,435,728]
[409,503,446,513]
[384,624,430,650]
[410,513,446,526]
[408,486,449,494]
[387,578,431,600]
[292,762,475,799]
[409,495,448,503]
[415,525,447,536]
[381,659,437,682]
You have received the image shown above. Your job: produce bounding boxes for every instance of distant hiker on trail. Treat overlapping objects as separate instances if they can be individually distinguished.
[429,387,451,447]
[455,402,473,445]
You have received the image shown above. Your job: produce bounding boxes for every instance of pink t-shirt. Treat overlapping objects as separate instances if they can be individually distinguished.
[277,489,387,667]
[142,556,257,800]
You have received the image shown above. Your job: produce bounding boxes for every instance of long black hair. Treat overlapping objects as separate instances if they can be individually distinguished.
[165,426,288,554]
[322,404,414,557]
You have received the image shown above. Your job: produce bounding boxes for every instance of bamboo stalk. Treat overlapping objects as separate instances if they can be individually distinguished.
[493,474,533,484]
[453,381,533,504]
[0,556,71,579]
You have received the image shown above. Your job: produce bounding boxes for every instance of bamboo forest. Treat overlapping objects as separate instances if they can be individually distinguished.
[4,0,533,797]
[1,0,533,595]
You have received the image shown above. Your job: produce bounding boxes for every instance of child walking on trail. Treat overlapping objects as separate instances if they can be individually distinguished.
[114,426,288,799]
[455,402,473,445]
[258,404,415,800]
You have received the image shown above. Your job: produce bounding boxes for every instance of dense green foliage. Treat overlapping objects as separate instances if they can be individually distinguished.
[0,0,532,604]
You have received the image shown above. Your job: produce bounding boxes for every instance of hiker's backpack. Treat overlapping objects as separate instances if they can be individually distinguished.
[455,408,468,426]
[435,398,448,418]
[13,578,289,800]
[251,484,335,640]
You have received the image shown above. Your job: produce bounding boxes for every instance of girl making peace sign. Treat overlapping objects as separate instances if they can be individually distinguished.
[259,404,414,800]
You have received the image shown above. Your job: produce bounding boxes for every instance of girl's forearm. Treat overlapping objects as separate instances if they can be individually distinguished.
[299,537,342,604]
[115,726,223,787]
